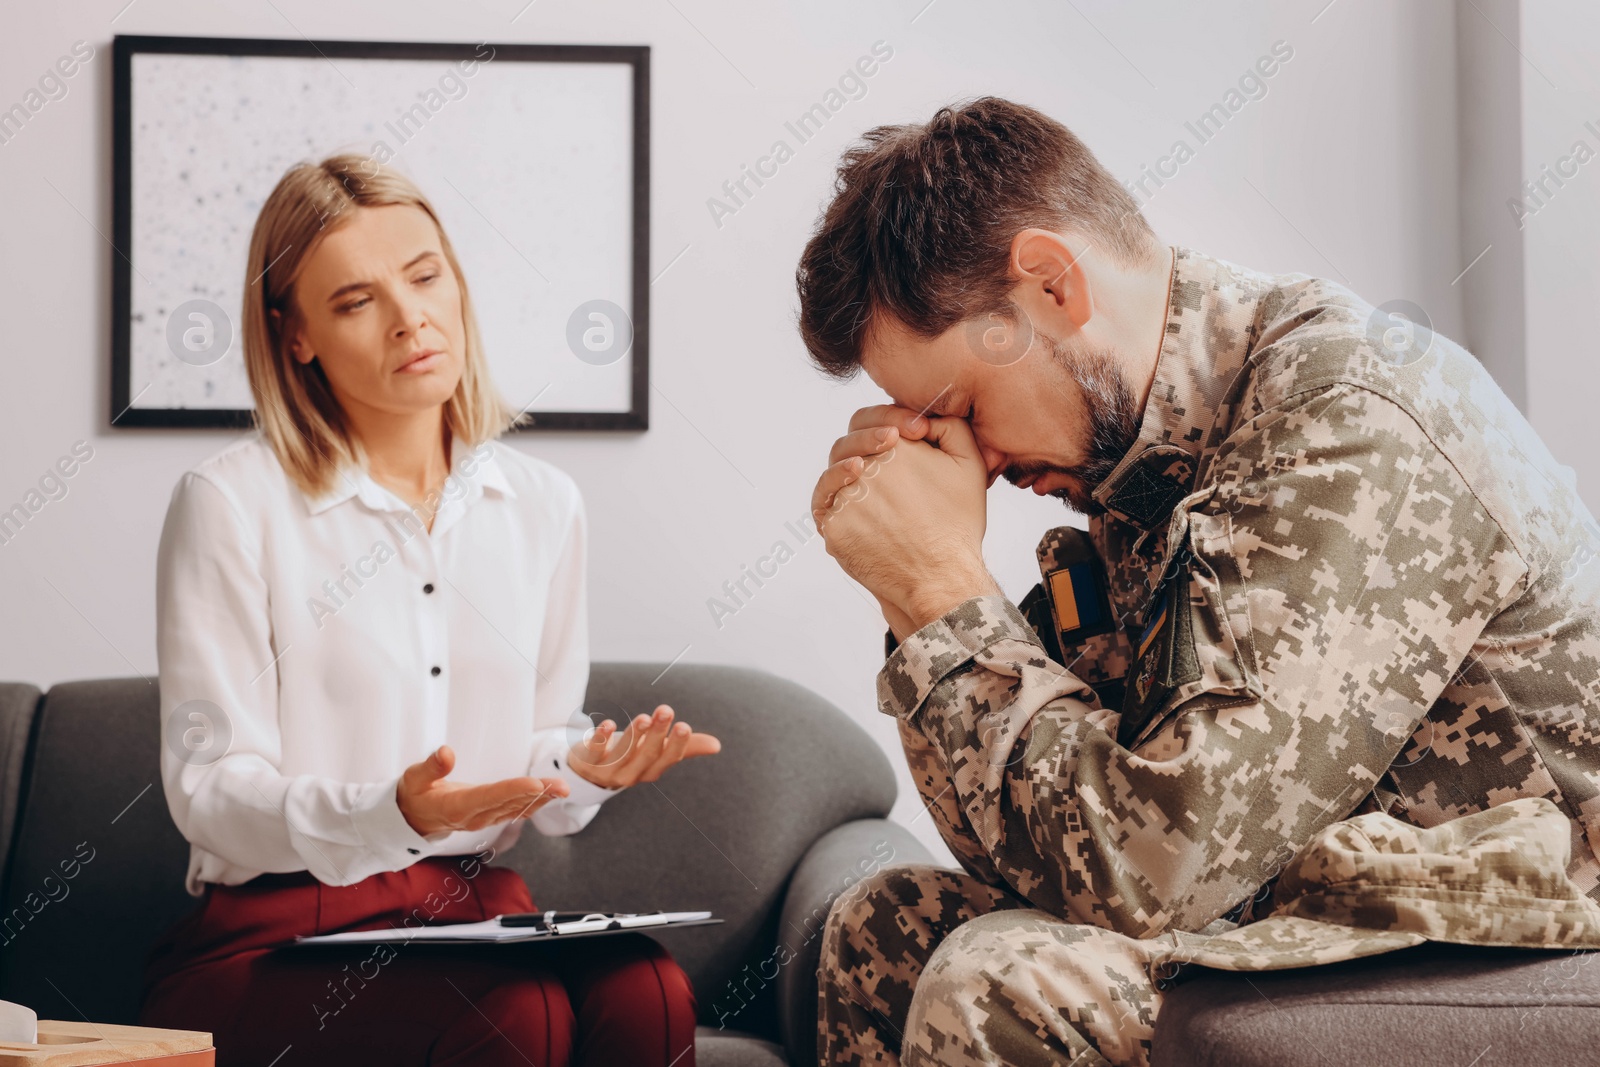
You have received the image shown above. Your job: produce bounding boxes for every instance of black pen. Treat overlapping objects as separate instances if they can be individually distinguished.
[498,911,590,927]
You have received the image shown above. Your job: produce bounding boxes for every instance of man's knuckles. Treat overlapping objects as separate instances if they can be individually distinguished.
[846,404,926,435]
[828,426,899,466]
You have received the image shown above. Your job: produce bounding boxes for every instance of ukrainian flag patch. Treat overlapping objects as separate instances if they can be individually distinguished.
[1044,559,1112,644]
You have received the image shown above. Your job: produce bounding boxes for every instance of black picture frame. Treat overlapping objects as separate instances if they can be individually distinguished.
[109,34,650,431]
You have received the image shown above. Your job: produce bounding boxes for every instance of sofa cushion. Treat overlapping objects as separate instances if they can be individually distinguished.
[1151,941,1600,1067]
[694,1026,790,1067]
[0,662,895,1055]
[496,662,898,1042]
[0,677,194,1027]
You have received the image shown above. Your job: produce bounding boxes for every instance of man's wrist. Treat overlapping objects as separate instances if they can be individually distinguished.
[902,571,1002,632]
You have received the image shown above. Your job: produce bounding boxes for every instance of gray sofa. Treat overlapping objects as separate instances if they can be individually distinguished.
[0,663,932,1067]
[1153,939,1600,1066]
[4,665,1599,1067]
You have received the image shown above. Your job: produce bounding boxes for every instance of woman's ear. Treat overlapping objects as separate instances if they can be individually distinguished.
[270,307,315,365]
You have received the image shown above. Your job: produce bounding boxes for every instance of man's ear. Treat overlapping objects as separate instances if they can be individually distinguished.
[269,307,314,365]
[1010,229,1094,330]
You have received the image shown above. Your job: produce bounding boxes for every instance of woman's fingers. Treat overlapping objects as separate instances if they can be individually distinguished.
[583,720,612,755]
[639,728,722,783]
[658,731,721,765]
[462,797,542,832]
[403,721,721,832]
[638,722,693,783]
[623,707,674,773]
[563,706,721,791]
[443,776,565,830]
[578,718,617,767]
[397,745,459,834]
[496,777,568,820]
[400,744,454,792]
[472,794,552,829]
[604,706,670,785]
[682,732,722,759]
[467,785,563,830]
[401,759,574,836]
[610,715,648,774]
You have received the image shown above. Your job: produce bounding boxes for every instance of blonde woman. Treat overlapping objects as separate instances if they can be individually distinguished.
[137,154,719,1067]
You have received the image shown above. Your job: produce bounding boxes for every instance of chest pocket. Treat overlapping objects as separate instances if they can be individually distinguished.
[1120,560,1202,746]
[1018,526,1131,711]
[1116,504,1262,750]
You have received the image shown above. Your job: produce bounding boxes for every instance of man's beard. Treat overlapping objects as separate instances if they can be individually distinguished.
[1002,334,1142,515]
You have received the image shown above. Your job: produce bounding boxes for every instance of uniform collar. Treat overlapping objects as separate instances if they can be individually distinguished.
[302,434,516,517]
[1091,246,1269,530]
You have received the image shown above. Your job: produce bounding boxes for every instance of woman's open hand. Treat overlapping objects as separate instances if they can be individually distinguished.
[566,704,721,790]
[397,744,568,836]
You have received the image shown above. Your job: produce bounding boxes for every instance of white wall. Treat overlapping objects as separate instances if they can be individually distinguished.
[1456,0,1527,410]
[1,0,1532,867]
[1520,0,1600,508]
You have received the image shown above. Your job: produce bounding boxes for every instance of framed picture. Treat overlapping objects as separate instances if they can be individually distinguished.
[110,34,649,430]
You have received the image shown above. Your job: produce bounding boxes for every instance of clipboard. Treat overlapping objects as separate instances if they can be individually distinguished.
[290,911,722,947]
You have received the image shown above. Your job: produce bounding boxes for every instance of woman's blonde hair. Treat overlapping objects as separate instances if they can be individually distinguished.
[241,153,523,500]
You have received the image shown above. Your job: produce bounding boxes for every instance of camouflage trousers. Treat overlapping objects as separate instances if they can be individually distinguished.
[818,864,1174,1067]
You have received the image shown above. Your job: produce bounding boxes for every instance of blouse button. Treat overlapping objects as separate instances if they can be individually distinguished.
[423,583,435,594]
[430,666,442,676]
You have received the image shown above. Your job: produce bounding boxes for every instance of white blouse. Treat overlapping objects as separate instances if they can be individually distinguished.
[155,431,617,896]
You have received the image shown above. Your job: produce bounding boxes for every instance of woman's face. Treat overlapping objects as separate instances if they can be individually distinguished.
[279,202,467,421]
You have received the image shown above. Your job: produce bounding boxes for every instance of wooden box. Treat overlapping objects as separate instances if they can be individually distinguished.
[0,1022,213,1065]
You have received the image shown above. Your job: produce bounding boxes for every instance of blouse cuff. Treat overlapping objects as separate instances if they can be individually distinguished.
[350,777,451,865]
[552,758,622,808]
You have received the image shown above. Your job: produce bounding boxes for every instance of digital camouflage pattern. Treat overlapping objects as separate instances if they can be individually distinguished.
[822,246,1600,1065]
[1159,795,1600,973]
[818,796,1600,1066]
[818,862,1169,1067]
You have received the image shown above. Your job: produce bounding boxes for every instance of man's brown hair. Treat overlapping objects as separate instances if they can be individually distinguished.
[795,96,1160,380]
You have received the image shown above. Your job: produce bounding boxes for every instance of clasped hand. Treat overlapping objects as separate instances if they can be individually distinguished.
[397,706,721,837]
[809,404,1002,641]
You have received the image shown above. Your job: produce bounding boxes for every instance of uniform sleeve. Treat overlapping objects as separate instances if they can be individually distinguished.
[156,472,449,887]
[878,384,1528,937]
[524,479,619,831]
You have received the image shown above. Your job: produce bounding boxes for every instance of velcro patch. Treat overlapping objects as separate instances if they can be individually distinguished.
[1118,568,1201,748]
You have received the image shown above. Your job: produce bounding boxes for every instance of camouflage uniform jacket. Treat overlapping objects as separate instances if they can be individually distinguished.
[879,245,1600,946]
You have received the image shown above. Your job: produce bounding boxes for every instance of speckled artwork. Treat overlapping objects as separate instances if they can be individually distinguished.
[127,49,635,415]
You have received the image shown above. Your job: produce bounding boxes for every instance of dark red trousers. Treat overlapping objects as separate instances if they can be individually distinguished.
[137,857,698,1067]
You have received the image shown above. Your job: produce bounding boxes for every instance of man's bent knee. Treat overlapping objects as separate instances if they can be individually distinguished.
[903,910,1160,1067]
[819,864,1018,1045]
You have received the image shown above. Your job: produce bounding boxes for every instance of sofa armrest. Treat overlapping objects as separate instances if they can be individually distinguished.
[774,818,934,1066]
[0,684,40,903]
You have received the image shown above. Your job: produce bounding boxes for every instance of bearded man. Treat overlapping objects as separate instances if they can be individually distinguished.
[800,96,1600,1067]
